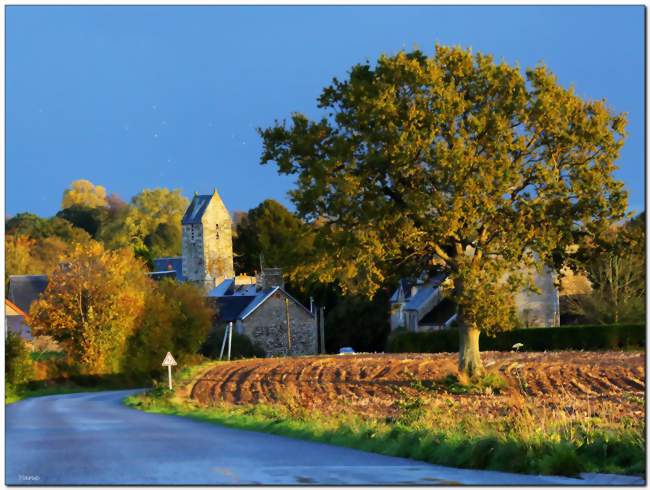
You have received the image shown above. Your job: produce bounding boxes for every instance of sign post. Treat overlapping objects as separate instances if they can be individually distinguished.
[162,352,177,390]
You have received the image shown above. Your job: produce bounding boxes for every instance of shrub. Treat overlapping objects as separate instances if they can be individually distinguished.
[387,323,645,353]
[124,279,214,376]
[200,325,266,360]
[6,331,34,387]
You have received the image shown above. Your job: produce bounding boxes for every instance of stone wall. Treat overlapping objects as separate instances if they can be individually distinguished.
[181,223,204,284]
[201,195,234,287]
[241,290,317,357]
[514,265,560,327]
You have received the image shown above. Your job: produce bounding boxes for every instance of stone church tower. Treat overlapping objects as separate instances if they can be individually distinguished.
[181,189,235,290]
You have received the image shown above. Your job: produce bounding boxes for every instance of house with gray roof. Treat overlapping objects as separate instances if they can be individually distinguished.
[207,271,316,357]
[8,275,49,314]
[390,265,560,332]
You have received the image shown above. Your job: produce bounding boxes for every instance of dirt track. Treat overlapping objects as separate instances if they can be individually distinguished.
[189,351,645,418]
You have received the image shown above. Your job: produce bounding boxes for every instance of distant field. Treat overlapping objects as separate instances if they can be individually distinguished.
[190,351,645,420]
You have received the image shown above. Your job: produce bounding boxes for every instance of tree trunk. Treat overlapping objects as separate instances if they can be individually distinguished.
[458,321,485,378]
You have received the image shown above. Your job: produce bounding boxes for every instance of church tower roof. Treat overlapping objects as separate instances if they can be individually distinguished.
[181,189,229,225]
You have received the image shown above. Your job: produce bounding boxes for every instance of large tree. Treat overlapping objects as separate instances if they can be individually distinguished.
[259,46,628,376]
[100,188,188,256]
[233,199,314,275]
[29,242,149,375]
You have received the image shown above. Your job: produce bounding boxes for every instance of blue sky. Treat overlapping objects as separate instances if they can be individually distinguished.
[6,5,645,218]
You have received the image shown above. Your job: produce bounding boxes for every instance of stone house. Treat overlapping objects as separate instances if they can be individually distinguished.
[390,265,561,332]
[208,279,316,357]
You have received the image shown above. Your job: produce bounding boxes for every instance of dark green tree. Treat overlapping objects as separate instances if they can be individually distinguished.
[56,205,108,239]
[233,199,313,275]
[144,222,182,258]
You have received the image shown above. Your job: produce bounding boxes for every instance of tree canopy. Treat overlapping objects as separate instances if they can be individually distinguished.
[29,242,150,375]
[61,179,109,209]
[233,199,314,275]
[259,46,628,375]
[101,188,188,256]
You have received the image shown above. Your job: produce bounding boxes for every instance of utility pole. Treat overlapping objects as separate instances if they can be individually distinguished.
[319,307,326,354]
[219,325,228,360]
[227,321,233,361]
[219,322,234,361]
[285,297,291,356]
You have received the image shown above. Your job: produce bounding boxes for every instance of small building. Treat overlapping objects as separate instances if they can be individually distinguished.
[208,271,317,357]
[6,274,49,339]
[390,265,560,332]
[5,298,31,340]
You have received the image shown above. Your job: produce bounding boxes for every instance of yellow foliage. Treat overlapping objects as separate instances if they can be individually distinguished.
[61,179,108,209]
[29,241,149,375]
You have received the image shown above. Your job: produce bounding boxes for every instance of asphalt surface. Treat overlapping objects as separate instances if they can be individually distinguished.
[5,390,645,485]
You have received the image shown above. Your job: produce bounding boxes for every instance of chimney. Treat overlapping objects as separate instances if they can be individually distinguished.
[256,267,284,290]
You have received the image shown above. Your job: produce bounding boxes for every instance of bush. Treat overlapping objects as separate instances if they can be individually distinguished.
[200,325,266,360]
[387,323,645,353]
[6,331,33,386]
[124,279,214,376]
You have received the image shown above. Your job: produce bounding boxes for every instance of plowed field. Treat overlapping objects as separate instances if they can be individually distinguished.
[189,351,644,420]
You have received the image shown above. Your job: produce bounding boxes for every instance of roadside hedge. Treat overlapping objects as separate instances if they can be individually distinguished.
[387,323,645,353]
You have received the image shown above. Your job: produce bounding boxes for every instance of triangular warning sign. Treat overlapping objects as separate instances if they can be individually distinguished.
[162,352,177,366]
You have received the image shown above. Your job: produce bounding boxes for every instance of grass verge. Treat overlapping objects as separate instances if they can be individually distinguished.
[125,365,645,478]
[6,373,150,405]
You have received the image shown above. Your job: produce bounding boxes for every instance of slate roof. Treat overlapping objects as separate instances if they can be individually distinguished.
[148,271,177,281]
[213,296,256,322]
[392,272,448,308]
[208,280,258,297]
[152,257,185,281]
[181,195,212,225]
[239,287,314,320]
[419,297,457,326]
[8,275,49,313]
[208,279,234,297]
[209,279,313,322]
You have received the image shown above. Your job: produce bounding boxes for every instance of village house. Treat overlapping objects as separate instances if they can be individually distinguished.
[390,265,561,332]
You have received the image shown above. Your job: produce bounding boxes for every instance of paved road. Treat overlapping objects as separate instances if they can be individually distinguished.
[5,390,644,485]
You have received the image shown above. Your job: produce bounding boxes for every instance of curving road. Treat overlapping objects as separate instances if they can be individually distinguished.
[5,390,644,485]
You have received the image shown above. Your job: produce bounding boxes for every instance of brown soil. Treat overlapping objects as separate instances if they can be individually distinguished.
[189,351,645,419]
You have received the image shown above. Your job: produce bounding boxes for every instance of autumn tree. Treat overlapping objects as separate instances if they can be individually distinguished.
[61,179,109,209]
[101,188,188,256]
[124,280,214,375]
[5,219,90,287]
[29,242,149,375]
[6,213,92,243]
[259,46,627,376]
[566,212,645,324]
